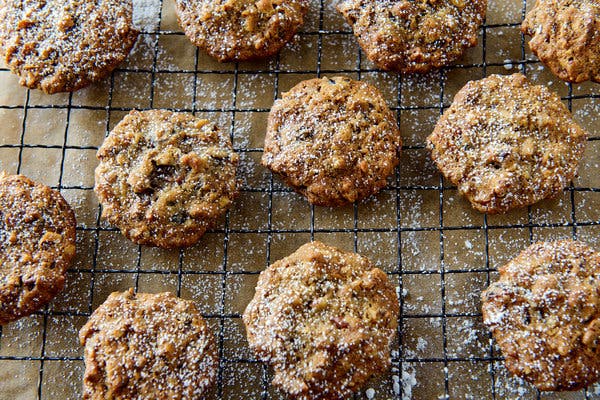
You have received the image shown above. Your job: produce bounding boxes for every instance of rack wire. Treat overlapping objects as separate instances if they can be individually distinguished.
[0,0,599,398]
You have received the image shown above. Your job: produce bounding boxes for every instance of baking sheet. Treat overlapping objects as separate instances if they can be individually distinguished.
[1,0,600,398]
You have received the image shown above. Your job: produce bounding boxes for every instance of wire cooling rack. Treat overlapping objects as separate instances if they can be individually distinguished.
[1,0,600,398]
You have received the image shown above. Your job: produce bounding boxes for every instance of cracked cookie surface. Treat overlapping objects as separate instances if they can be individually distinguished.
[243,241,399,399]
[482,240,600,391]
[427,73,587,214]
[0,172,76,325]
[522,0,600,83]
[337,0,487,73]
[174,0,308,62]
[80,289,218,399]
[262,76,401,206]
[95,110,239,248]
[0,0,138,93]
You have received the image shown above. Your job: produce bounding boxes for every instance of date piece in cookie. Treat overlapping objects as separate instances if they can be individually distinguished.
[427,73,587,214]
[0,0,138,93]
[522,0,600,83]
[337,0,487,73]
[482,240,600,391]
[0,172,76,325]
[80,289,218,399]
[262,76,401,206]
[243,241,399,399]
[95,110,239,248]
[174,0,309,62]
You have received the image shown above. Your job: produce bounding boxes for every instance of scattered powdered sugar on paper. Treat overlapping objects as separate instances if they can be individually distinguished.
[401,364,417,400]
[133,0,161,31]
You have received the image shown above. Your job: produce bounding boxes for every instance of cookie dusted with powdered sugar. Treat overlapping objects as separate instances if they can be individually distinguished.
[427,73,587,214]
[243,241,399,399]
[174,0,308,62]
[80,289,218,399]
[337,0,487,73]
[0,172,76,325]
[522,0,600,83]
[482,240,600,391]
[262,76,401,206]
[95,110,239,248]
[0,0,138,93]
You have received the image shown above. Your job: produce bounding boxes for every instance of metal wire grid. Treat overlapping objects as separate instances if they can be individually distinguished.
[0,0,599,398]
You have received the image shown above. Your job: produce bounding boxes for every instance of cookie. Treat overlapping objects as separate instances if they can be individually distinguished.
[0,172,76,325]
[174,0,308,62]
[482,240,600,391]
[427,73,587,214]
[94,110,239,248]
[337,0,487,73]
[522,0,600,83]
[80,289,218,399]
[262,76,401,206]
[0,0,138,94]
[243,241,399,399]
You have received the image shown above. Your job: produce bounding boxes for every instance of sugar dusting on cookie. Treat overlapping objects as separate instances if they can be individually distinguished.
[243,241,399,399]
[482,240,600,391]
[262,76,401,207]
[0,0,139,93]
[80,289,218,398]
[337,0,487,73]
[0,173,76,324]
[173,0,309,62]
[522,0,600,83]
[94,109,239,248]
[427,73,588,214]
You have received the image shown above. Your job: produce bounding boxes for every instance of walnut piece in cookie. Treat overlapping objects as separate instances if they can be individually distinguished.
[482,240,600,391]
[262,76,401,207]
[80,289,218,399]
[0,172,76,325]
[174,0,309,62]
[94,110,239,248]
[337,0,487,73]
[0,0,138,93]
[522,0,600,83]
[427,73,587,214]
[243,241,399,399]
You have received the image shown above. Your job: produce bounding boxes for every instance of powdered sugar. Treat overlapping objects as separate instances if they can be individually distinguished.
[133,0,161,31]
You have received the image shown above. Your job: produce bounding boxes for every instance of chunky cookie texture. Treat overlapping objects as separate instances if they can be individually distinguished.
[174,0,308,62]
[262,76,401,206]
[80,289,218,399]
[482,240,600,391]
[0,0,138,93]
[337,0,486,73]
[243,241,399,400]
[522,0,600,83]
[427,73,587,214]
[0,172,76,325]
[95,110,239,248]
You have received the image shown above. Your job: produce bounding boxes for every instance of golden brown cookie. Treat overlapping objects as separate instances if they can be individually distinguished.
[94,110,239,248]
[262,76,401,206]
[0,0,138,94]
[0,172,76,325]
[482,240,600,391]
[174,0,308,62]
[522,0,600,83]
[80,289,218,399]
[243,241,399,400]
[427,73,587,214]
[337,0,487,73]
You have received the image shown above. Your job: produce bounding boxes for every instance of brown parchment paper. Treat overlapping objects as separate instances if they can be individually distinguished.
[0,0,599,399]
